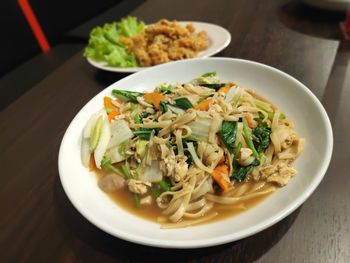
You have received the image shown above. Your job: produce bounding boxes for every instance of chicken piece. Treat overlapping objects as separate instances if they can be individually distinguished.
[160,155,189,182]
[127,179,149,194]
[173,156,189,182]
[237,148,255,166]
[276,126,298,150]
[98,173,125,192]
[140,195,153,205]
[259,163,297,186]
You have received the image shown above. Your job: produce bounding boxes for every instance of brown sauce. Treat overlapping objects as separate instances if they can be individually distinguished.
[97,170,275,224]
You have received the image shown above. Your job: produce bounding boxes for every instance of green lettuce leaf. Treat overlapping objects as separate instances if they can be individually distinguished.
[84,17,144,68]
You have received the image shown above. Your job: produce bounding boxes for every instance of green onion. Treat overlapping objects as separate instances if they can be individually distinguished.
[121,164,132,179]
[233,141,242,159]
[133,128,152,140]
[149,186,161,198]
[134,194,141,208]
[112,89,144,102]
[101,157,126,178]
[255,102,285,120]
[242,118,259,159]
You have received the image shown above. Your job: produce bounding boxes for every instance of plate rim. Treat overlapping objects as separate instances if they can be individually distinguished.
[86,21,232,73]
[59,57,333,248]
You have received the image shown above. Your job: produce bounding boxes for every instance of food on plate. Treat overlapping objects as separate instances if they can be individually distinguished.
[120,19,209,66]
[81,72,304,228]
[84,17,144,67]
[84,17,209,68]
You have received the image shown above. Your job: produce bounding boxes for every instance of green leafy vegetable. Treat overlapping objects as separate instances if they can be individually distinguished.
[174,98,193,110]
[199,83,226,90]
[220,121,237,150]
[134,114,142,124]
[159,101,168,113]
[201,71,217,77]
[159,179,171,192]
[184,150,194,166]
[242,118,260,159]
[112,89,144,102]
[232,159,260,182]
[89,116,103,151]
[141,112,152,118]
[253,112,272,153]
[84,17,144,67]
[117,16,145,37]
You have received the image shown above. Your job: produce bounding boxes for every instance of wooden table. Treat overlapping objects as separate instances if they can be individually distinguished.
[1,0,349,262]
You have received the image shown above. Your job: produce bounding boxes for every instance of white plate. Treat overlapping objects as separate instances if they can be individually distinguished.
[86,21,231,73]
[59,58,333,248]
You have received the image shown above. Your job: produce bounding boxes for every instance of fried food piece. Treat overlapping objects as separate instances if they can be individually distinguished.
[120,19,209,66]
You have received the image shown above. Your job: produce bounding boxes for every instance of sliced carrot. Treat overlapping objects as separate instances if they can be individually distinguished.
[212,164,229,192]
[218,86,231,94]
[218,155,225,164]
[104,96,115,109]
[143,92,164,110]
[244,113,255,128]
[89,153,96,171]
[108,109,120,122]
[104,96,120,122]
[195,98,211,111]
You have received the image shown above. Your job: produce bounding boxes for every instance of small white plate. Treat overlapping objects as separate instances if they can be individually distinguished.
[59,58,333,248]
[86,21,231,73]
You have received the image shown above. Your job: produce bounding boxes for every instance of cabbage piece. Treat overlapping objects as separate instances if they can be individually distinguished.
[108,119,134,149]
[81,138,90,167]
[188,118,212,141]
[94,118,111,168]
[139,161,163,183]
[105,145,126,164]
[136,140,148,159]
[83,113,98,139]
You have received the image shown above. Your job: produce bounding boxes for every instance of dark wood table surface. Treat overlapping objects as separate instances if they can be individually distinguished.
[1,0,349,262]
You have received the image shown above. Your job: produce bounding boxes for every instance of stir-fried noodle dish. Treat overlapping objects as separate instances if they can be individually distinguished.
[81,72,304,228]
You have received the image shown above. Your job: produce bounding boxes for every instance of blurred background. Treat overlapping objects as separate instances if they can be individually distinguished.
[0,0,349,109]
[0,0,143,108]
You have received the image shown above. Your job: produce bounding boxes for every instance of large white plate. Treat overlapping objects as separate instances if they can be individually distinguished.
[59,58,333,248]
[86,21,231,73]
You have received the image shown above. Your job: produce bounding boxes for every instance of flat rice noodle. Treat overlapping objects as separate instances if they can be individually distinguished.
[161,212,218,229]
[206,187,276,205]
